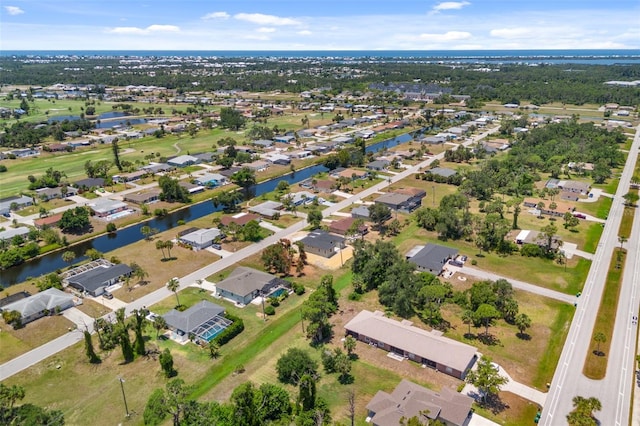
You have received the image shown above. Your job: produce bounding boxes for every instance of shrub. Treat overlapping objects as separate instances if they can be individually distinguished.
[348,292,362,301]
[264,305,276,316]
[0,165,7,172]
[106,223,117,233]
[268,297,280,307]
[212,313,244,346]
[177,219,185,225]
[292,282,305,295]
[471,259,478,266]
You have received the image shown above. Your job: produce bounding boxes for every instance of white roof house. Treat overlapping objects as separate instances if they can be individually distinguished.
[0,227,30,241]
[167,155,199,167]
[1,288,75,325]
[178,228,223,251]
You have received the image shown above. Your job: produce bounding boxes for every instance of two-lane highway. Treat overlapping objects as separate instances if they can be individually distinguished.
[541,125,640,425]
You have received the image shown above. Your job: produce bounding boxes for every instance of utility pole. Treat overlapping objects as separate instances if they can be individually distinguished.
[118,377,130,418]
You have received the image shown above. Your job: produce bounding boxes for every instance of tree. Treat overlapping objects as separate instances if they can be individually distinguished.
[61,250,76,266]
[106,222,117,233]
[219,107,246,130]
[276,180,290,192]
[276,348,318,385]
[307,209,323,230]
[567,396,601,426]
[540,223,558,253]
[462,309,474,337]
[85,248,102,260]
[159,348,176,378]
[333,349,352,383]
[153,316,167,339]
[261,240,294,276]
[623,191,639,206]
[618,235,628,250]
[212,190,243,213]
[84,330,100,363]
[515,313,532,337]
[141,225,153,240]
[112,140,123,171]
[369,203,391,232]
[593,332,606,356]
[231,167,256,194]
[167,278,181,307]
[298,374,317,412]
[59,207,90,232]
[563,211,580,229]
[241,220,262,242]
[0,383,64,426]
[165,240,174,259]
[465,356,508,404]
[231,382,260,426]
[156,240,168,260]
[158,176,190,203]
[208,340,221,359]
[343,335,357,356]
[2,310,22,329]
[475,303,500,336]
[132,263,149,284]
[132,308,148,356]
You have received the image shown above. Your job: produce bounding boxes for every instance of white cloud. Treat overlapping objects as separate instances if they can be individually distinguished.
[433,2,470,12]
[202,11,229,20]
[257,27,276,33]
[417,31,471,41]
[234,13,300,26]
[490,28,533,39]
[297,30,312,36]
[244,34,270,41]
[4,6,24,16]
[107,24,180,35]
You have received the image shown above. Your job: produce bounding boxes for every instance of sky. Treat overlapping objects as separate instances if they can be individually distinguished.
[1,0,639,51]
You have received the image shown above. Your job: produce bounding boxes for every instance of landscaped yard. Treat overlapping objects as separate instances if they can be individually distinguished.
[0,315,75,364]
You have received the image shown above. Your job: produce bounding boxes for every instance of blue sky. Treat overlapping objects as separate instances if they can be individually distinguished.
[1,0,639,50]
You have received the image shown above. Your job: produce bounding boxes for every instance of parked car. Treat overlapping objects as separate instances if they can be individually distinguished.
[103,292,114,300]
[449,259,464,267]
[573,213,586,219]
[211,243,222,250]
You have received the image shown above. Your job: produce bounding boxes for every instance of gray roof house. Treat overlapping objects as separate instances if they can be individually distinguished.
[0,227,31,242]
[345,310,477,379]
[178,228,224,251]
[163,300,230,344]
[216,267,289,306]
[407,243,459,275]
[351,205,370,220]
[428,167,458,178]
[89,198,129,218]
[299,230,346,258]
[194,173,228,187]
[66,263,133,296]
[248,201,283,219]
[167,155,200,168]
[367,159,391,171]
[366,379,473,426]
[0,195,34,215]
[1,288,75,325]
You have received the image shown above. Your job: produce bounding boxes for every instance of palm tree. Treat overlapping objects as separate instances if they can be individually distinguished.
[153,316,167,339]
[593,332,606,355]
[134,266,149,285]
[167,278,181,308]
[208,340,221,359]
[165,240,174,259]
[156,240,167,260]
[618,235,628,251]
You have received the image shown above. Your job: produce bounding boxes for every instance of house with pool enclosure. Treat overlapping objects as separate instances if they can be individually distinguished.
[162,300,232,344]
[215,266,291,306]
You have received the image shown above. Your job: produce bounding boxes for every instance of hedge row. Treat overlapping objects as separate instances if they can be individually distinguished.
[212,313,244,346]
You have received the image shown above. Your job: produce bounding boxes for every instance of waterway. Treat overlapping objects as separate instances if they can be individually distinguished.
[0,129,422,285]
[48,111,148,129]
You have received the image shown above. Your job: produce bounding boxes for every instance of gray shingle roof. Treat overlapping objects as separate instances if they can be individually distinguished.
[215,267,278,298]
[299,230,345,251]
[67,263,133,293]
[1,288,74,319]
[163,300,225,334]
[408,243,458,273]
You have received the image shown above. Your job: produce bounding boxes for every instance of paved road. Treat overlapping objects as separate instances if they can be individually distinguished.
[541,125,640,425]
[458,266,577,304]
[0,126,500,381]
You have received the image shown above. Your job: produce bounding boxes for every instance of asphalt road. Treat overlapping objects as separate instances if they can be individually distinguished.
[540,124,640,425]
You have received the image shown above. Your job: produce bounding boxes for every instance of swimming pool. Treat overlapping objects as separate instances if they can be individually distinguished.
[194,315,233,342]
[106,210,133,221]
[269,287,287,298]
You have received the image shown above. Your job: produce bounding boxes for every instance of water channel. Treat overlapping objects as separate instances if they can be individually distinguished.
[1,129,420,285]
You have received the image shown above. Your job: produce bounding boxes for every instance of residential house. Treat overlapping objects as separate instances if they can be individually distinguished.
[0,227,31,242]
[163,300,231,344]
[34,213,64,229]
[179,181,205,194]
[194,173,228,187]
[216,267,290,306]
[514,230,562,250]
[274,135,295,144]
[246,160,270,172]
[421,136,446,144]
[66,262,133,297]
[11,148,40,158]
[336,168,368,180]
[35,186,78,201]
[73,177,105,190]
[248,201,283,219]
[406,243,459,275]
[251,139,274,148]
[142,163,175,174]
[298,230,346,258]
[167,155,200,168]
[0,291,30,309]
[328,217,368,237]
[332,136,354,144]
[285,191,317,206]
[557,180,591,195]
[124,189,161,205]
[523,198,575,217]
[428,167,457,178]
[192,152,215,163]
[178,228,224,251]
[345,310,477,379]
[366,379,473,426]
[0,288,75,325]
[219,213,261,227]
[112,170,147,183]
[0,195,34,216]
[89,198,129,218]
[367,159,390,171]
[351,205,370,220]
[375,189,425,213]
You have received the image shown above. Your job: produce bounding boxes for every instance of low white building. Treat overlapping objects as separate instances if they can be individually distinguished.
[178,228,224,251]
